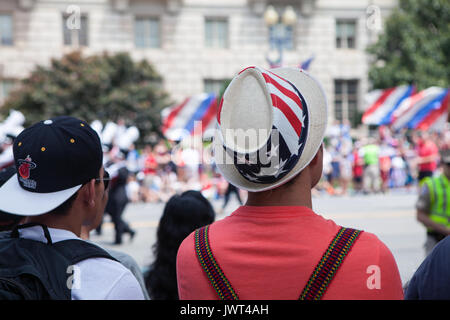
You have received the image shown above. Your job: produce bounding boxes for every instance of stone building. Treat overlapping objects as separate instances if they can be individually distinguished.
[0,0,397,127]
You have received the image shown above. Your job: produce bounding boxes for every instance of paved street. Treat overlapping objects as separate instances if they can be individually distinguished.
[90,189,426,287]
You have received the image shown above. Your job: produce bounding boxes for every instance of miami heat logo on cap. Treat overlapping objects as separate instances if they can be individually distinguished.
[18,155,37,179]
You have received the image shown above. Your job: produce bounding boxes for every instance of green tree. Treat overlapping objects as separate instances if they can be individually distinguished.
[1,51,172,145]
[368,0,450,90]
[218,79,231,103]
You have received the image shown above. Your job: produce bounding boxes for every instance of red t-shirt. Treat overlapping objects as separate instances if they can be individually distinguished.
[177,206,404,300]
[418,140,438,172]
[352,150,363,177]
[143,154,158,175]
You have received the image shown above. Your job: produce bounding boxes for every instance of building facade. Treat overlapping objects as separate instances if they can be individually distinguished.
[0,0,397,127]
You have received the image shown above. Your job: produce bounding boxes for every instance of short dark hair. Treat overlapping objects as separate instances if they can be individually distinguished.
[46,176,103,216]
[46,191,79,216]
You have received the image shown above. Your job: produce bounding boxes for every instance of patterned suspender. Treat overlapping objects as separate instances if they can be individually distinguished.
[299,227,362,300]
[194,225,239,300]
[194,225,362,300]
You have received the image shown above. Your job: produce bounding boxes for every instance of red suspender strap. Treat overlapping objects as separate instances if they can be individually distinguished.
[194,225,361,300]
[194,225,239,300]
[299,227,362,300]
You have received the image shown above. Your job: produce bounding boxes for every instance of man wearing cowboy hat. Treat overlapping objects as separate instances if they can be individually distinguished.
[176,66,403,300]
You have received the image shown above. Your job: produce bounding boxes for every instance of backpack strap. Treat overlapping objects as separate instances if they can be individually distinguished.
[194,225,239,300]
[10,223,118,265]
[11,223,54,244]
[50,239,119,265]
[1,226,119,300]
[299,227,362,300]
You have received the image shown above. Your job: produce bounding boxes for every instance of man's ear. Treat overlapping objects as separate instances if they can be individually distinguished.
[79,179,96,208]
[310,144,323,166]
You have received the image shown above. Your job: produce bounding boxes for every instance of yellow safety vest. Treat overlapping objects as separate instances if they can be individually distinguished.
[422,175,450,229]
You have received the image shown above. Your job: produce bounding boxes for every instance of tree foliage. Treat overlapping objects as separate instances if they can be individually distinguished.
[1,51,172,145]
[368,0,450,90]
[218,79,231,103]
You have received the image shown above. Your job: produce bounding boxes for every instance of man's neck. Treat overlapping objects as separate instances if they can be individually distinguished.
[25,214,81,237]
[245,192,313,208]
[245,173,313,208]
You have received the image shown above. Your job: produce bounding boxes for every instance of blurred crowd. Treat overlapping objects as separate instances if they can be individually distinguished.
[106,138,234,206]
[102,122,450,207]
[318,121,450,196]
[1,113,449,206]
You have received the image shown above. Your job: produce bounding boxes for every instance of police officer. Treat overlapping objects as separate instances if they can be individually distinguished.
[416,149,450,256]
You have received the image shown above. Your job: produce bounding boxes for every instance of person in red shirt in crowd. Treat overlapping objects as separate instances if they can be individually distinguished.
[142,145,158,175]
[141,145,159,202]
[414,132,439,183]
[352,141,364,193]
[379,141,393,193]
[176,66,403,300]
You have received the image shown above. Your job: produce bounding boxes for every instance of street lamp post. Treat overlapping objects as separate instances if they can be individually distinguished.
[264,5,297,67]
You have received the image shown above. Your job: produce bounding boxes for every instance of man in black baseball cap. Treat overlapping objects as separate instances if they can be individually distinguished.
[0,116,103,215]
[0,116,144,300]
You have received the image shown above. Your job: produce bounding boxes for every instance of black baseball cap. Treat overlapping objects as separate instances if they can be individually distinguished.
[0,116,103,216]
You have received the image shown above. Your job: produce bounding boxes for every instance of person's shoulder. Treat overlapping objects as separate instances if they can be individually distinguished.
[406,236,450,299]
[355,230,390,251]
[420,236,450,274]
[104,247,145,278]
[104,248,150,299]
[72,241,134,277]
[357,229,380,242]
[177,229,196,260]
[106,248,139,269]
[429,236,450,260]
[350,229,397,264]
[350,229,403,296]
[74,255,144,299]
[177,223,217,266]
[78,253,133,277]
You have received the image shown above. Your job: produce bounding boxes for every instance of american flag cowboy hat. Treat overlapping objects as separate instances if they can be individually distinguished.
[213,66,328,192]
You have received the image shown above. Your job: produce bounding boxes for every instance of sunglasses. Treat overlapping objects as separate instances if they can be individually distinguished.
[95,170,110,190]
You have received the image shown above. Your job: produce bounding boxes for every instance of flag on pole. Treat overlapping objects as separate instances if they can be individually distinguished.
[391,87,449,131]
[362,85,415,125]
[427,111,448,132]
[413,89,449,131]
[299,56,314,71]
[416,89,449,131]
[161,93,217,141]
